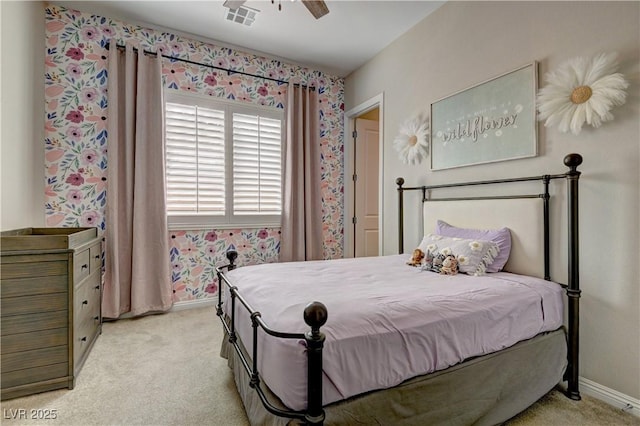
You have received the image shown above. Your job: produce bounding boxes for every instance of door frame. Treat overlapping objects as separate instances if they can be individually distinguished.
[344,93,384,258]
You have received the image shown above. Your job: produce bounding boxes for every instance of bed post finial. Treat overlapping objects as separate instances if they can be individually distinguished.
[564,152,582,401]
[226,249,238,270]
[304,301,328,334]
[564,153,583,172]
[304,302,327,424]
[397,178,405,255]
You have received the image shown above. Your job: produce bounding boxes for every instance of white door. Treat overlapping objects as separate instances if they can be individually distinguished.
[354,118,379,257]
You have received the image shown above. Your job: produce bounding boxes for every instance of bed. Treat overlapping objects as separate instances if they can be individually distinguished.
[216,153,583,425]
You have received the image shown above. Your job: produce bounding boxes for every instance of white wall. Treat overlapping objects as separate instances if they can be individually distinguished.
[1,1,45,230]
[345,1,639,401]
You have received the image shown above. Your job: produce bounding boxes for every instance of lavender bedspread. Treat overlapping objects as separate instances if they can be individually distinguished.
[223,254,563,411]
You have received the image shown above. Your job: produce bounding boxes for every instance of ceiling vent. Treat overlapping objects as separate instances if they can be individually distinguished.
[225,5,258,26]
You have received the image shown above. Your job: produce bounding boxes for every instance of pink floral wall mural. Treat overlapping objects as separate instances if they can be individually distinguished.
[169,228,281,301]
[44,5,344,303]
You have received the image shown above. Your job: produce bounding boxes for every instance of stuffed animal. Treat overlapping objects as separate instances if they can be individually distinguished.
[439,255,459,275]
[406,248,425,266]
[421,250,435,271]
[429,253,444,271]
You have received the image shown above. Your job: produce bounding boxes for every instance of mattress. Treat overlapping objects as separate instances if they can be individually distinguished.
[223,254,564,411]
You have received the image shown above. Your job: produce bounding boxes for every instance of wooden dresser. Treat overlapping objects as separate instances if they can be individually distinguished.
[1,227,102,400]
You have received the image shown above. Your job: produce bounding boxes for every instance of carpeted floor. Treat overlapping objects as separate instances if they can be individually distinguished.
[1,307,637,426]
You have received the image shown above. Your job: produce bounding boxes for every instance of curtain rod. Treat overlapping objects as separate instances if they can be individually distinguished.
[105,43,314,89]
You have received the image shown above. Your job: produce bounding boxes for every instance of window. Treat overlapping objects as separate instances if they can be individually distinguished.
[165,92,283,228]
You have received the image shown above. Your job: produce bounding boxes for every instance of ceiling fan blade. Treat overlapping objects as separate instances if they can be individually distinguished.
[223,0,247,10]
[302,0,330,19]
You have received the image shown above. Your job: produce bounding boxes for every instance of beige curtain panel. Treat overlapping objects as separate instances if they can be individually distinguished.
[103,44,173,318]
[280,83,323,262]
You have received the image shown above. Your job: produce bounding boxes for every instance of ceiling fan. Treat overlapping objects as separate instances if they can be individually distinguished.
[223,0,330,19]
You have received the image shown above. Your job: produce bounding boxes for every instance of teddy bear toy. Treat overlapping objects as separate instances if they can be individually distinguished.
[406,248,425,266]
[439,254,459,275]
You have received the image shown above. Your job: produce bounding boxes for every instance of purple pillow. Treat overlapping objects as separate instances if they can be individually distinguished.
[434,220,511,272]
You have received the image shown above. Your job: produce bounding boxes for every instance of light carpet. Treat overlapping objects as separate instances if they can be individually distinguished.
[1,307,637,425]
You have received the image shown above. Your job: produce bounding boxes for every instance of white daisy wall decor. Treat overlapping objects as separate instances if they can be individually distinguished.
[393,114,430,165]
[537,52,629,135]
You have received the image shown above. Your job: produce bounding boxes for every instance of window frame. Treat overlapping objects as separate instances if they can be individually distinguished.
[164,90,284,230]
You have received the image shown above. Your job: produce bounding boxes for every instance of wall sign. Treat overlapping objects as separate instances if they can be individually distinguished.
[430,63,537,170]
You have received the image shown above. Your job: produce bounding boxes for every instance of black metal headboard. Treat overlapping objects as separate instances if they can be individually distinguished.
[396,153,582,400]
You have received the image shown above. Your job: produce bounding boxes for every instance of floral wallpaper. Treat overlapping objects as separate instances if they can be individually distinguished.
[169,228,280,301]
[44,5,344,303]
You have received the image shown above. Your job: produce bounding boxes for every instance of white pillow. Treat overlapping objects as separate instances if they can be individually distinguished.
[434,220,511,272]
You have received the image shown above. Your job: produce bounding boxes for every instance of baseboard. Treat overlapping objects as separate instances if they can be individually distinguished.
[170,298,217,311]
[579,376,640,417]
[104,299,216,320]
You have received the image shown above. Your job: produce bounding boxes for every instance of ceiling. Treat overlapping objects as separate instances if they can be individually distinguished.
[50,1,444,77]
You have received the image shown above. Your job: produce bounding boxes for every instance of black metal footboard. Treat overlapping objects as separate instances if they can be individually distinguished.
[215,252,328,425]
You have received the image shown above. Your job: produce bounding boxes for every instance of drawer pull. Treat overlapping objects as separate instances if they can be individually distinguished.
[94,255,100,260]
[82,300,88,305]
[81,264,88,270]
[94,285,100,290]
[94,316,100,322]
[80,336,87,342]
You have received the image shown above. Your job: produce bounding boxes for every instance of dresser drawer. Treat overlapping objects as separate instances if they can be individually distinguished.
[1,275,68,299]
[1,311,68,336]
[1,328,68,354]
[74,315,99,367]
[73,250,91,284]
[1,345,68,372]
[89,244,102,274]
[1,293,67,317]
[74,273,101,325]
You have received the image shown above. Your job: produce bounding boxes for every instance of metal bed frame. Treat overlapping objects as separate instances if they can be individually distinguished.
[215,153,583,425]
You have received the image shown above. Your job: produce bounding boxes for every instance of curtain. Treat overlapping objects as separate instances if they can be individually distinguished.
[103,44,172,318]
[280,83,323,262]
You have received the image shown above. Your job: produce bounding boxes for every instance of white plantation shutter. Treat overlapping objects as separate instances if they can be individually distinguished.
[165,102,225,214]
[164,92,282,227]
[233,113,282,215]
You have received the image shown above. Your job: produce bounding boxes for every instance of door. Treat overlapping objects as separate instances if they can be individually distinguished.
[354,118,379,257]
